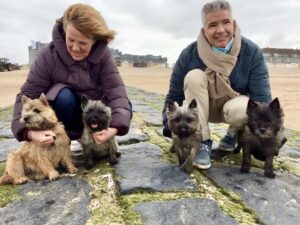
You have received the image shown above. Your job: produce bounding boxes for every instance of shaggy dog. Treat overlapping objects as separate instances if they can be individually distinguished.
[237,98,286,178]
[80,95,120,169]
[0,94,77,185]
[167,99,202,173]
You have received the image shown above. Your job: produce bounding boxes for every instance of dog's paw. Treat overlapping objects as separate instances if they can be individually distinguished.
[85,164,94,170]
[85,160,95,170]
[48,171,60,180]
[14,177,29,185]
[109,158,118,165]
[68,166,78,173]
[240,166,250,173]
[116,151,122,158]
[179,165,193,174]
[169,146,176,153]
[264,171,276,178]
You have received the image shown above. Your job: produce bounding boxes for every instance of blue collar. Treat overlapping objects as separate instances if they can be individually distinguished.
[212,38,233,54]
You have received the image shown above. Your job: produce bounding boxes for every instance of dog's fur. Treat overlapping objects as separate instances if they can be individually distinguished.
[237,97,285,178]
[167,99,202,173]
[80,95,120,169]
[0,94,78,185]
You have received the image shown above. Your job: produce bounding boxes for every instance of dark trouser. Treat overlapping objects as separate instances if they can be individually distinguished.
[49,88,83,140]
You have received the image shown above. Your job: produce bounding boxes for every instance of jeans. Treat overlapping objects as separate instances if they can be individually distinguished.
[49,88,83,139]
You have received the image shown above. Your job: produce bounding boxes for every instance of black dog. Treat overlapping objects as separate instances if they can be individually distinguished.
[236,98,286,178]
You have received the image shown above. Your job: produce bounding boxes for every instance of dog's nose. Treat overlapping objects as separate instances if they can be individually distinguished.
[23,116,29,122]
[259,128,267,134]
[89,117,98,123]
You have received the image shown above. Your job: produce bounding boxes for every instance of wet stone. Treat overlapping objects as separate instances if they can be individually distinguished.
[116,142,197,194]
[204,163,300,225]
[279,144,300,158]
[0,127,13,139]
[0,138,21,161]
[116,122,149,145]
[0,177,91,225]
[134,198,239,225]
[142,112,162,126]
[132,101,161,114]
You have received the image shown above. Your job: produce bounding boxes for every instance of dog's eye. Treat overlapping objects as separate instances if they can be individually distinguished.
[174,117,181,123]
[186,118,192,123]
[33,108,41,113]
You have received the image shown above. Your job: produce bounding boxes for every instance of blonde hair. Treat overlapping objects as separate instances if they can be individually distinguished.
[58,3,116,42]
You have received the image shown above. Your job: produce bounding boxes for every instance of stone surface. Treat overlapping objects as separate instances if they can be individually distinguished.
[116,142,197,194]
[0,138,21,161]
[134,198,239,225]
[0,177,91,225]
[142,112,163,126]
[0,128,14,139]
[204,163,300,225]
[116,122,149,145]
[132,102,160,114]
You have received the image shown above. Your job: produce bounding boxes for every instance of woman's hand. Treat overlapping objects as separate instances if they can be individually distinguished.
[29,130,56,148]
[93,127,118,144]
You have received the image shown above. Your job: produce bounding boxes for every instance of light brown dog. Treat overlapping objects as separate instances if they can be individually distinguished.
[0,94,78,185]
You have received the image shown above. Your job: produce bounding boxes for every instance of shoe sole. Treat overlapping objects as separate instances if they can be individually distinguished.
[217,145,235,152]
[193,162,211,170]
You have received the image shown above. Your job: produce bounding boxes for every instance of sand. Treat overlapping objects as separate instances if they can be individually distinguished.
[1,66,299,131]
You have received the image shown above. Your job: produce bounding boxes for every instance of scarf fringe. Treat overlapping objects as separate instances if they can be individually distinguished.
[209,94,238,108]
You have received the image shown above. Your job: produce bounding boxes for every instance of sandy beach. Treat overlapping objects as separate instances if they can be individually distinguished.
[0,66,299,131]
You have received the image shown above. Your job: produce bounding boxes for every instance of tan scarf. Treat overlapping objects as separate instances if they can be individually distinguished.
[197,26,241,112]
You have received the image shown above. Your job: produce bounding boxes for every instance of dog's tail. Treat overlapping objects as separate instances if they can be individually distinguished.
[0,172,14,185]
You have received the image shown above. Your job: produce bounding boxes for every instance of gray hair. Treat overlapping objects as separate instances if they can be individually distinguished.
[201,0,233,25]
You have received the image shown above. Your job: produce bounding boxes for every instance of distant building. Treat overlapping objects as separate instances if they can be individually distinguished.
[262,47,300,64]
[110,49,122,66]
[28,42,167,67]
[28,41,48,65]
[110,48,168,67]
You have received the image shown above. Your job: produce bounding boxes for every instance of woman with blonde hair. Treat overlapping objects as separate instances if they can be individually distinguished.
[12,3,131,147]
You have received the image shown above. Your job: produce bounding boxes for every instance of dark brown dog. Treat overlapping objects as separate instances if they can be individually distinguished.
[80,95,120,169]
[237,98,286,178]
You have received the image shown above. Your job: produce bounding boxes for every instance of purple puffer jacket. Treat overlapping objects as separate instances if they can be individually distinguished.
[12,22,131,141]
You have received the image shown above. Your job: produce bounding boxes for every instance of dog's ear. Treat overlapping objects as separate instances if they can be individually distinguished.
[269,97,280,111]
[21,95,29,104]
[81,94,89,110]
[167,100,177,112]
[39,93,49,106]
[188,99,197,110]
[247,99,257,110]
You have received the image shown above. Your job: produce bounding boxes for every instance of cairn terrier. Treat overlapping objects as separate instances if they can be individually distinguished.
[0,94,78,185]
[80,95,120,169]
[237,97,286,178]
[167,99,202,173]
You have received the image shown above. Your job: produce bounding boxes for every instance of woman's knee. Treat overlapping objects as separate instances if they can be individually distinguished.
[53,88,77,108]
[50,88,80,124]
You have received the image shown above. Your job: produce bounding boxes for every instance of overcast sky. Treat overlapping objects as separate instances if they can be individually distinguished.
[1,0,300,64]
